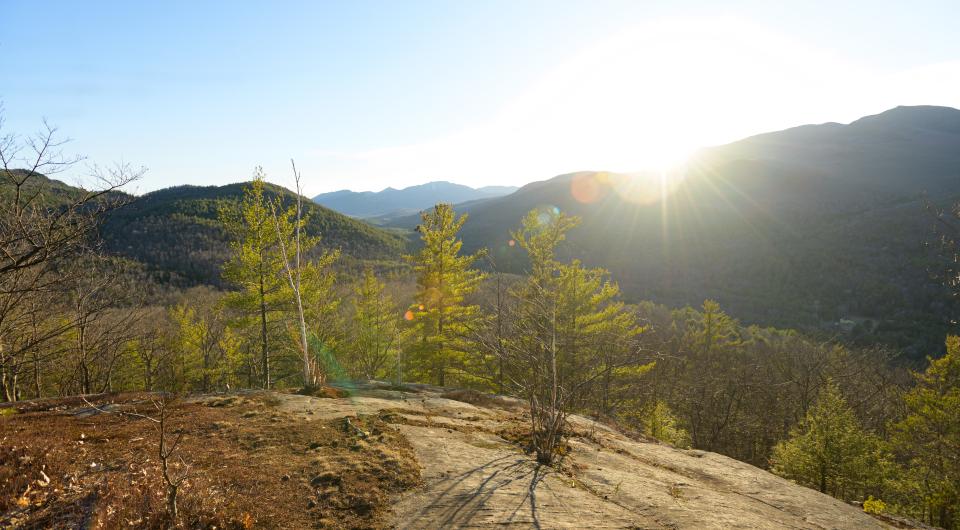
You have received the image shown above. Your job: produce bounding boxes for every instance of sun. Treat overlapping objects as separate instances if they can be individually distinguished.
[312,17,863,190]
[480,16,852,176]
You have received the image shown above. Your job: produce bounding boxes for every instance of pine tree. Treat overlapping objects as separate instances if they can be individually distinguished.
[405,204,484,386]
[219,171,286,388]
[555,259,645,414]
[641,401,691,448]
[771,381,889,501]
[892,336,960,529]
[169,302,242,392]
[347,269,399,380]
[505,208,650,464]
[268,168,341,387]
[298,246,341,381]
[679,300,746,451]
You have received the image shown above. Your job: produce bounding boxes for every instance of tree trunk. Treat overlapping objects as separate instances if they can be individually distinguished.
[167,484,178,523]
[144,356,153,391]
[259,265,270,389]
[202,336,210,393]
[2,369,15,402]
[32,353,41,398]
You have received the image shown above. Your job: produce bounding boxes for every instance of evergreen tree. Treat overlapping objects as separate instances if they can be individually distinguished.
[555,259,645,414]
[405,203,484,386]
[269,171,341,387]
[892,336,960,529]
[677,300,746,451]
[170,302,242,392]
[347,269,399,380]
[505,208,651,463]
[640,400,691,448]
[219,171,286,388]
[298,246,342,381]
[771,381,889,501]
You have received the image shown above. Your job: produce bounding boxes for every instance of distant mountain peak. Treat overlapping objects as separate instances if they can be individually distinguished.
[313,180,518,218]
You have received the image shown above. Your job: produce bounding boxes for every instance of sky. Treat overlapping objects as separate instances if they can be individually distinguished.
[2,0,959,196]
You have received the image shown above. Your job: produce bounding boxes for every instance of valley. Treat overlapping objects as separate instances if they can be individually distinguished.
[3,5,960,526]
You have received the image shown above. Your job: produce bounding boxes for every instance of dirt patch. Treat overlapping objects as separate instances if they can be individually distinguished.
[0,392,419,529]
[4,386,911,529]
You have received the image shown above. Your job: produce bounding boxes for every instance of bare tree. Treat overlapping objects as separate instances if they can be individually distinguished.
[272,160,319,387]
[130,310,172,392]
[82,394,191,525]
[155,397,190,523]
[0,107,142,401]
[0,111,140,276]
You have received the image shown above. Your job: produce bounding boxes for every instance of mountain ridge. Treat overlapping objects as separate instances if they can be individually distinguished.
[97,181,409,285]
[313,180,518,218]
[7,106,958,355]
[386,105,960,356]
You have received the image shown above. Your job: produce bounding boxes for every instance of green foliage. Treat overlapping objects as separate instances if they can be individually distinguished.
[770,381,891,501]
[633,298,907,469]
[10,161,960,528]
[169,303,243,392]
[219,174,289,388]
[101,178,406,286]
[891,335,960,529]
[450,114,960,357]
[345,269,399,380]
[556,259,649,413]
[404,204,484,386]
[673,301,750,452]
[218,173,343,388]
[863,496,887,515]
[640,401,691,448]
[503,207,650,463]
[298,246,342,377]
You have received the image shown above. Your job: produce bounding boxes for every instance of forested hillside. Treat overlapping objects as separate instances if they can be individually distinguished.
[386,106,960,357]
[101,181,408,285]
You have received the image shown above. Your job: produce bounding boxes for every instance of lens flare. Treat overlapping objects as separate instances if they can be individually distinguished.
[566,170,687,206]
[571,172,609,204]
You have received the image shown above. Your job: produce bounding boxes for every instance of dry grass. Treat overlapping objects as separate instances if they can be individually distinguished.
[0,392,420,529]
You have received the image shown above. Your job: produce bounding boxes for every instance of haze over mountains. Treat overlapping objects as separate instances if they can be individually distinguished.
[312,181,518,219]
[21,105,957,356]
[376,105,960,355]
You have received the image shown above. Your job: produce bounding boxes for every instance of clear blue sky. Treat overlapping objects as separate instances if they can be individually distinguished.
[3,0,959,195]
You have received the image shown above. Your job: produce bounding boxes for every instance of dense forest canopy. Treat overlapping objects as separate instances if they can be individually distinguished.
[101,181,409,286]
